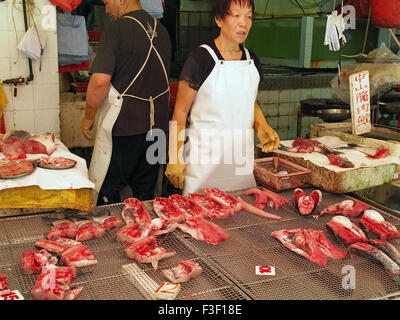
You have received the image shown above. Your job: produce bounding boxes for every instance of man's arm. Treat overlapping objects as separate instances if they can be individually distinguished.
[81,73,112,140]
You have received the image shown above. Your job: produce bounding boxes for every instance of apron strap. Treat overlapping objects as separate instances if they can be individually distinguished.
[200,44,220,63]
[120,15,170,133]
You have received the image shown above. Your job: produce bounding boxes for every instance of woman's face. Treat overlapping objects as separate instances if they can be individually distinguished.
[215,1,253,45]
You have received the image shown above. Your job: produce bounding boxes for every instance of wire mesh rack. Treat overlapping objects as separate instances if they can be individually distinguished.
[1,187,400,300]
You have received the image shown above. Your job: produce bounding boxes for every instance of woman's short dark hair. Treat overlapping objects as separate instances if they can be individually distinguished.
[213,0,255,20]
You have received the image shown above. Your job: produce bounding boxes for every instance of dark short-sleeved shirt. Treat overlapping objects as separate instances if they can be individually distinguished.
[90,10,172,136]
[179,40,263,91]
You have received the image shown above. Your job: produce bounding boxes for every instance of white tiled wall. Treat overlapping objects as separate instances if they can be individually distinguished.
[1,0,59,135]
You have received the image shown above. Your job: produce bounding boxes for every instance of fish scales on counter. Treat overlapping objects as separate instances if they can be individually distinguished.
[153,197,186,223]
[31,266,83,300]
[47,220,78,241]
[189,193,233,219]
[169,194,208,219]
[271,229,346,266]
[293,188,322,215]
[176,217,229,245]
[161,260,203,283]
[124,237,176,270]
[315,199,370,219]
[244,187,288,210]
[204,188,242,213]
[349,242,400,286]
[326,216,368,245]
[359,210,400,241]
[238,197,282,221]
[75,220,105,242]
[121,197,152,229]
[21,249,58,274]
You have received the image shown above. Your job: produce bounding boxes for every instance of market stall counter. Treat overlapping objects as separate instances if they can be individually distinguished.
[0,136,95,216]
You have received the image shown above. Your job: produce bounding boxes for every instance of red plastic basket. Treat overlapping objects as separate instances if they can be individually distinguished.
[169,81,178,108]
[71,82,88,93]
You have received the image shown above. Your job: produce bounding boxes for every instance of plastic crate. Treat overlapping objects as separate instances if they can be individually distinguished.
[169,81,178,108]
[253,157,311,191]
[71,82,88,93]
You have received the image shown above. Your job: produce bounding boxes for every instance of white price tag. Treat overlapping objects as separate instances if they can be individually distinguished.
[154,282,181,300]
[0,290,25,301]
[255,266,275,276]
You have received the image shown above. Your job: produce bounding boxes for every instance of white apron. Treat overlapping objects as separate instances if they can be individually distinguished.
[182,44,260,195]
[89,16,169,203]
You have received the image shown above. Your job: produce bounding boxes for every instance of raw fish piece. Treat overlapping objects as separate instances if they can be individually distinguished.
[21,249,58,275]
[349,242,400,286]
[169,194,208,218]
[315,200,370,219]
[0,274,10,295]
[47,220,78,241]
[60,244,97,268]
[124,237,176,270]
[204,188,242,213]
[75,221,105,241]
[238,197,281,220]
[153,197,186,223]
[326,216,368,245]
[176,217,229,245]
[359,210,400,240]
[35,238,70,255]
[22,133,56,155]
[121,198,152,229]
[293,188,322,215]
[189,193,233,219]
[161,260,202,283]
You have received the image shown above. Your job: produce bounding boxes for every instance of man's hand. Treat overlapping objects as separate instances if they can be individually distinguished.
[164,124,186,189]
[81,102,97,140]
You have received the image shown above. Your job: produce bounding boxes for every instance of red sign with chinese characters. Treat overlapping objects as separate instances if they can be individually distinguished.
[349,71,371,135]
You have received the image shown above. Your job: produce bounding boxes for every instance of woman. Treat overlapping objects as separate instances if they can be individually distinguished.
[165,0,279,195]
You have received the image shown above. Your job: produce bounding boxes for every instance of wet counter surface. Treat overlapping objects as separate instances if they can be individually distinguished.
[1,187,400,300]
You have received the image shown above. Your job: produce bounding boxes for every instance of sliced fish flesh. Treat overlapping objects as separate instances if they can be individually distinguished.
[153,197,186,223]
[204,188,242,213]
[359,210,400,241]
[315,199,370,219]
[161,260,203,283]
[326,216,368,245]
[189,192,233,219]
[293,188,322,215]
[169,194,208,218]
[121,198,152,229]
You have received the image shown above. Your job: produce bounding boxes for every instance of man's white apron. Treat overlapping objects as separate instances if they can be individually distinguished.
[89,16,169,203]
[182,44,259,195]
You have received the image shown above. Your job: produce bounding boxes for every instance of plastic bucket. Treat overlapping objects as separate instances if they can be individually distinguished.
[370,0,400,28]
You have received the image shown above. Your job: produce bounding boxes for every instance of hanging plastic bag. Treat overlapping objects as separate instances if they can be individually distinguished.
[49,0,82,12]
[17,26,47,60]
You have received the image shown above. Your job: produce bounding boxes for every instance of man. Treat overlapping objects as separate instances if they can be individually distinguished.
[82,0,172,205]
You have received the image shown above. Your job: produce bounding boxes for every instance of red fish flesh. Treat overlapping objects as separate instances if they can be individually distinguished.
[326,216,368,245]
[1,136,26,160]
[349,242,400,286]
[124,237,176,270]
[176,217,229,245]
[153,197,186,223]
[116,223,144,245]
[315,199,370,219]
[141,218,178,238]
[293,188,322,215]
[22,133,56,156]
[189,193,233,219]
[169,194,208,218]
[238,197,281,221]
[0,274,10,295]
[245,188,288,210]
[359,210,400,241]
[346,143,389,159]
[60,244,97,268]
[204,188,242,213]
[121,198,152,229]
[47,220,78,241]
[287,138,343,156]
[100,216,123,231]
[271,229,346,266]
[22,249,58,274]
[31,266,82,300]
[35,238,71,255]
[75,221,105,242]
[161,260,203,283]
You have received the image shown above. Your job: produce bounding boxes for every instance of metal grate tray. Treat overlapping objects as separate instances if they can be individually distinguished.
[1,187,400,300]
